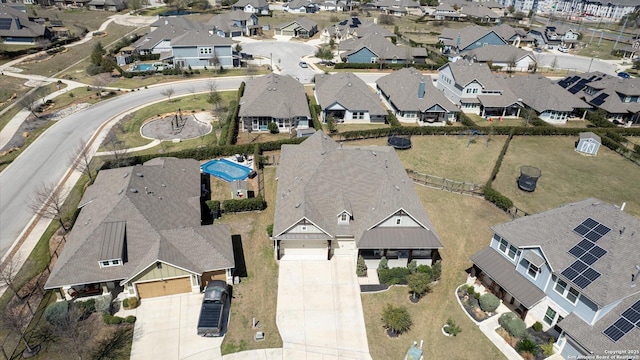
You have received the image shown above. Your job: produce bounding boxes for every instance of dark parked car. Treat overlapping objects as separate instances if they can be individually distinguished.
[618,72,631,79]
[197,280,228,337]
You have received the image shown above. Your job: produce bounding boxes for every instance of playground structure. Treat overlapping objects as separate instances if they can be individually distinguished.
[141,109,212,141]
[457,129,488,147]
[518,165,542,192]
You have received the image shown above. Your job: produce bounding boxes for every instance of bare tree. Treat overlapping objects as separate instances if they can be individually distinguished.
[161,87,175,101]
[19,87,44,118]
[93,74,109,100]
[1,304,39,356]
[51,306,96,360]
[550,56,559,72]
[188,85,196,99]
[0,254,23,298]
[67,139,94,182]
[29,182,69,232]
[209,53,220,75]
[104,129,128,167]
[206,81,223,123]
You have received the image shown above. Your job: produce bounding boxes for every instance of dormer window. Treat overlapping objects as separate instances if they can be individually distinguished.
[338,211,351,225]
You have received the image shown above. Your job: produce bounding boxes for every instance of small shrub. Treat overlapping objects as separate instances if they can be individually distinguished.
[95,293,112,313]
[378,256,388,270]
[124,315,137,324]
[499,312,516,328]
[516,338,538,354]
[479,293,500,313]
[356,255,368,277]
[407,272,432,298]
[127,297,138,309]
[266,223,273,237]
[102,313,123,325]
[505,317,527,339]
[122,298,129,308]
[416,264,433,277]
[206,200,221,218]
[431,261,441,281]
[467,286,475,296]
[474,292,480,300]
[381,304,412,334]
[407,260,417,273]
[541,339,555,357]
[445,318,461,336]
[532,321,543,332]
[378,267,410,285]
[267,121,279,134]
[45,301,69,326]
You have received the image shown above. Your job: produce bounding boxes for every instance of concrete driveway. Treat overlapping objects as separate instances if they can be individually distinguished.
[130,293,224,360]
[276,257,371,359]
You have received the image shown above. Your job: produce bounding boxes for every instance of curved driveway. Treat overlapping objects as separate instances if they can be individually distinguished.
[0,77,244,258]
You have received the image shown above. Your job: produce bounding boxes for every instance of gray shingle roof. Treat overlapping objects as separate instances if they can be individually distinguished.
[490,198,640,307]
[463,45,534,63]
[0,4,47,38]
[206,10,255,34]
[501,75,589,113]
[470,246,546,308]
[559,293,640,355]
[170,31,233,47]
[376,67,458,113]
[439,25,506,50]
[274,131,442,249]
[460,4,500,19]
[134,17,206,51]
[233,0,267,8]
[579,132,601,143]
[341,33,413,61]
[239,74,311,119]
[314,72,387,116]
[45,158,234,289]
[277,17,317,32]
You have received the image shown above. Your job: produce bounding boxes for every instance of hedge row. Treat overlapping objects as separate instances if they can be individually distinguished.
[100,138,305,170]
[307,96,323,130]
[333,62,441,71]
[459,113,476,127]
[387,110,401,127]
[483,130,515,211]
[226,82,245,145]
[222,195,266,213]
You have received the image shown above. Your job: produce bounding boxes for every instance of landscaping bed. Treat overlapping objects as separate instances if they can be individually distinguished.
[496,312,556,360]
[456,284,498,322]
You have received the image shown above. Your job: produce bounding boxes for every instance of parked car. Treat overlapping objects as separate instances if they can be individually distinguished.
[299,61,308,68]
[618,72,631,79]
[534,47,543,53]
[197,280,228,337]
[558,46,569,53]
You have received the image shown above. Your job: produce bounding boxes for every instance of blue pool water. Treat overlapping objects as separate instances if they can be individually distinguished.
[202,159,252,182]
[131,64,156,72]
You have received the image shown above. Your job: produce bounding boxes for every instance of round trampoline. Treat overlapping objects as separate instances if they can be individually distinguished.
[387,135,412,150]
[518,165,542,192]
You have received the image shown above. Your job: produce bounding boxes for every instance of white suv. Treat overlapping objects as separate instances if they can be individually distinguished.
[558,46,569,53]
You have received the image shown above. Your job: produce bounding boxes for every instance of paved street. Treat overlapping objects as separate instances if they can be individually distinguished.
[241,41,318,83]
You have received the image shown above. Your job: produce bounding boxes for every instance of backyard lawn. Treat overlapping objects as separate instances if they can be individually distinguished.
[220,167,283,354]
[349,135,506,184]
[493,136,640,217]
[362,186,511,360]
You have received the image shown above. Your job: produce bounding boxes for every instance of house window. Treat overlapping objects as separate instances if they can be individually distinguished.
[396,218,401,225]
[102,261,110,267]
[499,238,508,252]
[199,47,212,54]
[544,307,557,325]
[353,112,365,120]
[527,262,539,280]
[112,260,120,265]
[507,245,518,260]
[301,225,307,231]
[341,213,347,221]
[554,278,579,304]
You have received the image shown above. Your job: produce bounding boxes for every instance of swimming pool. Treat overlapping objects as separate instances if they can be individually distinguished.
[201,159,252,182]
[131,64,156,72]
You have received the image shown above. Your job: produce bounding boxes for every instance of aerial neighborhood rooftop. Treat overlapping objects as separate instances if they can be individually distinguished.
[1,0,640,359]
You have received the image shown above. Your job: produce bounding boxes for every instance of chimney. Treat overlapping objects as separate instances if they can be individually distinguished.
[418,78,425,99]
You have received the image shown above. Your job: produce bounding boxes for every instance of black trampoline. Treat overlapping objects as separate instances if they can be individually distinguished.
[518,166,542,192]
[387,135,412,149]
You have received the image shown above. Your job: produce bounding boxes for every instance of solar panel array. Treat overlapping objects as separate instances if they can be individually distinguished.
[603,300,640,342]
[558,75,579,88]
[568,79,590,94]
[561,218,611,289]
[591,93,610,106]
[0,18,13,30]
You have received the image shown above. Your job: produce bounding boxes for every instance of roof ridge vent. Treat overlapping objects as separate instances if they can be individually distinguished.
[136,172,143,177]
[295,203,301,208]
[394,185,400,191]
[130,188,138,193]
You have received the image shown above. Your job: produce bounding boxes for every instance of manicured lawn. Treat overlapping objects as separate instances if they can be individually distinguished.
[335,123,390,133]
[0,82,62,134]
[573,38,620,61]
[99,91,236,150]
[220,167,283,354]
[362,186,510,360]
[493,136,640,217]
[348,135,507,184]
[0,76,30,112]
[27,7,116,36]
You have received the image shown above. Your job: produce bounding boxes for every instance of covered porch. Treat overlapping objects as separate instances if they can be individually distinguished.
[357,227,443,269]
[470,247,545,321]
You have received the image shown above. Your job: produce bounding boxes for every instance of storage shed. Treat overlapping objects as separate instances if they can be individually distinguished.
[576,132,601,156]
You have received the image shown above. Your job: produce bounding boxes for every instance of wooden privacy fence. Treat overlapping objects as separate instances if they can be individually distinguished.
[406,169,484,197]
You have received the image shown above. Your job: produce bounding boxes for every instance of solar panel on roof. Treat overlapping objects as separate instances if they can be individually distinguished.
[568,79,589,94]
[582,218,599,229]
[573,275,591,289]
[574,224,590,236]
[339,20,348,25]
[604,325,625,342]
[632,301,640,312]
[585,230,603,242]
[591,93,610,106]
[583,267,601,282]
[571,260,588,273]
[569,246,586,258]
[588,245,607,259]
[614,318,634,333]
[577,239,594,250]
[594,223,611,236]
[561,267,580,280]
[0,18,12,30]
[588,75,598,80]
[581,253,598,265]
[622,308,640,324]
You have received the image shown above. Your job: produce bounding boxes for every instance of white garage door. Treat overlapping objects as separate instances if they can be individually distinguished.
[280,240,327,260]
[331,239,357,256]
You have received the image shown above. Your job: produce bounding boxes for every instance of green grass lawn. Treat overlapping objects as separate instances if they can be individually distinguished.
[349,135,507,184]
[362,186,511,360]
[27,7,116,36]
[493,136,640,217]
[99,91,236,150]
[106,67,270,90]
[0,82,61,134]
[335,122,390,133]
[573,38,620,60]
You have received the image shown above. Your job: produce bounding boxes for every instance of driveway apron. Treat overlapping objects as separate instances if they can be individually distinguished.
[276,257,371,359]
[130,293,224,360]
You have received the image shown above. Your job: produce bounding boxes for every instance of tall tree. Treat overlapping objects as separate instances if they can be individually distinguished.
[67,139,94,182]
[1,304,39,356]
[91,41,105,66]
[315,46,334,63]
[28,182,69,232]
[0,254,23,298]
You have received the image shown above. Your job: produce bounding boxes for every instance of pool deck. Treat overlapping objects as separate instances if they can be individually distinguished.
[201,156,254,182]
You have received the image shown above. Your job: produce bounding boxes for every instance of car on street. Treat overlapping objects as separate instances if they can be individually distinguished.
[299,61,308,68]
[534,47,543,53]
[558,46,569,53]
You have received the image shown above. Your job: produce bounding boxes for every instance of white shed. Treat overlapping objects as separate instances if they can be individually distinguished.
[576,132,601,156]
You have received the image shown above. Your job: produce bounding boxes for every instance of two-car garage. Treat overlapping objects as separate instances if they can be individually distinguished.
[278,240,328,260]
[135,277,192,299]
